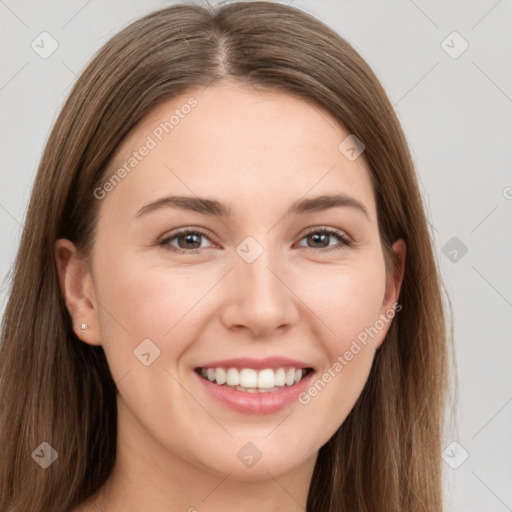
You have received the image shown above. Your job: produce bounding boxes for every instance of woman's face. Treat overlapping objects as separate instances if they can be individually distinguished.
[60,81,404,481]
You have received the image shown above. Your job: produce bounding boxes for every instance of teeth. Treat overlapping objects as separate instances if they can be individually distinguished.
[240,368,258,388]
[215,368,226,385]
[226,368,240,386]
[199,366,308,390]
[285,368,295,386]
[275,368,286,386]
[257,369,275,388]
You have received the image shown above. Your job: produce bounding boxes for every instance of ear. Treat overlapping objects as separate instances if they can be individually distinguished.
[54,238,102,346]
[375,238,406,348]
[383,239,406,308]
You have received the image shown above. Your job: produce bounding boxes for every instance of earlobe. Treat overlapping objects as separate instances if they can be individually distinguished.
[54,239,102,346]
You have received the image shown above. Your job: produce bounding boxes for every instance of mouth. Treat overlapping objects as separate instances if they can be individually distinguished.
[194,366,314,393]
[193,356,316,414]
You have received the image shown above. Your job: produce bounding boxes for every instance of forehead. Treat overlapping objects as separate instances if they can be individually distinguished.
[100,82,376,221]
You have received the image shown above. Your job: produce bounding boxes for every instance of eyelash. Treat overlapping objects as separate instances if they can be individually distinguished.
[158,226,353,254]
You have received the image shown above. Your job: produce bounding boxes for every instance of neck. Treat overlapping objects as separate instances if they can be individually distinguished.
[92,399,317,512]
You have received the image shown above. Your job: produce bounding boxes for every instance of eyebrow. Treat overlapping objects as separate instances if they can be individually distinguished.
[134,193,370,220]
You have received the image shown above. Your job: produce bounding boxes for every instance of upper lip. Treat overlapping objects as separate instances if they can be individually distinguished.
[196,356,313,370]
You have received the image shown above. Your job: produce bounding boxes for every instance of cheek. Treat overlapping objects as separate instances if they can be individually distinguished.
[292,256,387,430]
[92,247,221,372]
[304,256,387,349]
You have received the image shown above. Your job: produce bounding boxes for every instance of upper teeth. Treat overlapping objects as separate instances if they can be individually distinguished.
[200,367,306,389]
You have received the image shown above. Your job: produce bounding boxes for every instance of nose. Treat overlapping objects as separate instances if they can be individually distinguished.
[219,246,300,338]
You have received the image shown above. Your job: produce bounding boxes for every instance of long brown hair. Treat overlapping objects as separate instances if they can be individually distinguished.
[0,2,453,511]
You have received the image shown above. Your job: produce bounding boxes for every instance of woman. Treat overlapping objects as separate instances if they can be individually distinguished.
[0,2,452,511]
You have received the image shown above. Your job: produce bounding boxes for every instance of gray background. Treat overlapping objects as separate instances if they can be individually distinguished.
[1,1,511,510]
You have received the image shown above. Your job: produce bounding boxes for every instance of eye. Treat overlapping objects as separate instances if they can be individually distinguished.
[159,228,216,253]
[297,227,352,252]
[158,226,353,255]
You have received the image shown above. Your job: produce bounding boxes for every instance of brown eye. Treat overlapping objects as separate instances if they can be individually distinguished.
[160,228,214,253]
[297,228,352,252]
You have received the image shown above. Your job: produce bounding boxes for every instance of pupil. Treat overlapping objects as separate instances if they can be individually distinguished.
[310,233,328,247]
[180,234,200,249]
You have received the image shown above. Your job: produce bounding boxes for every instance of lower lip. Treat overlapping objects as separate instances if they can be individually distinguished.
[195,370,314,415]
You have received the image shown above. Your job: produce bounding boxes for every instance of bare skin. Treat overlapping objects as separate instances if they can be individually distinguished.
[57,81,405,512]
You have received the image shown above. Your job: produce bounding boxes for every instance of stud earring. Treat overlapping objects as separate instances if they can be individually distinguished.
[80,323,88,334]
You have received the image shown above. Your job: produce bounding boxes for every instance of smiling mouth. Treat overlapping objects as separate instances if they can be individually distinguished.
[195,366,314,393]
